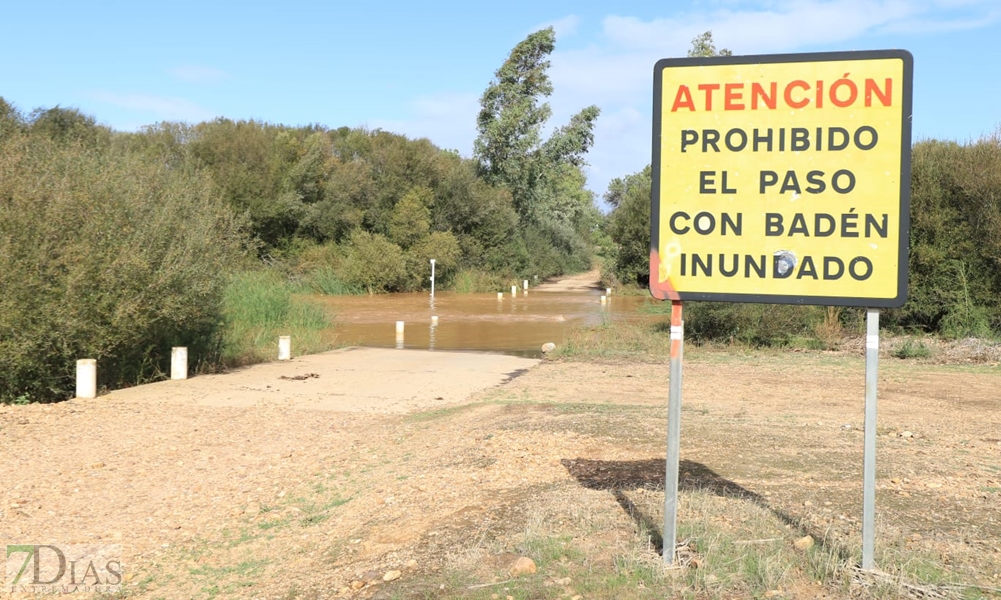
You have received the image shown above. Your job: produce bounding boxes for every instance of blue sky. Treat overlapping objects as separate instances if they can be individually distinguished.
[2,1,999,201]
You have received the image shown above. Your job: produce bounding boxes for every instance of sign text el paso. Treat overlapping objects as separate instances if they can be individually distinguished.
[650,51,913,306]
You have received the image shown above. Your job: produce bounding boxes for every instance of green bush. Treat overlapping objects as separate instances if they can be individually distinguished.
[449,269,507,293]
[888,135,1001,335]
[336,230,407,294]
[892,339,933,359]
[644,302,821,347]
[294,268,364,296]
[404,231,463,291]
[0,132,246,402]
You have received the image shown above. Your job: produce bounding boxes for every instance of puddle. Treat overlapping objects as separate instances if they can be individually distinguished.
[313,289,654,358]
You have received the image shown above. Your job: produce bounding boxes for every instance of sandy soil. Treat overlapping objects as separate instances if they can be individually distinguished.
[105,348,539,413]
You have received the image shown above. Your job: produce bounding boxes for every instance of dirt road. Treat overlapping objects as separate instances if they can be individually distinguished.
[532,269,603,293]
[106,347,538,413]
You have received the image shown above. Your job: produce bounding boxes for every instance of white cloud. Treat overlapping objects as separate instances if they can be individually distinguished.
[90,92,216,123]
[600,1,999,55]
[168,66,230,83]
[543,0,1000,196]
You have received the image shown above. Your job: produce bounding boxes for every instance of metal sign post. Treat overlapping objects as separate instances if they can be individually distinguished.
[664,300,684,564]
[862,308,880,569]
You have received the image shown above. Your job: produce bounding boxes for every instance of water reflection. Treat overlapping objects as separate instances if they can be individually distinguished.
[315,290,655,358]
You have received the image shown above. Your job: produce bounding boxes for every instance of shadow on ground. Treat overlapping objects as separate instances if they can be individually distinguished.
[561,457,850,562]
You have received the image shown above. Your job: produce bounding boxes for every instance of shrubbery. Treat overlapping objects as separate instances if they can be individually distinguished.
[886,135,1001,336]
[0,131,246,402]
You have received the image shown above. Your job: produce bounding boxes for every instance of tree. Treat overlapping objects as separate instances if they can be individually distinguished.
[28,106,111,146]
[688,31,731,58]
[0,97,24,137]
[474,27,601,276]
[606,166,652,285]
[388,186,432,249]
[605,31,731,286]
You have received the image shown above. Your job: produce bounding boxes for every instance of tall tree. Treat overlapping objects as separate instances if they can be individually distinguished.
[687,31,731,58]
[474,28,600,275]
[606,31,730,285]
[474,28,600,221]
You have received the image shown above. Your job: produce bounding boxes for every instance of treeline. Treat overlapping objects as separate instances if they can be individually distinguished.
[602,133,1001,340]
[126,121,527,292]
[122,116,597,292]
[0,27,602,402]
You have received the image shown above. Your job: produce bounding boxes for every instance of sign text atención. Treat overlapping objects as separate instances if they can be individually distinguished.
[650,50,913,306]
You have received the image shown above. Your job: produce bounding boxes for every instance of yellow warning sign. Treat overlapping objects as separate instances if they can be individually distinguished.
[650,51,912,307]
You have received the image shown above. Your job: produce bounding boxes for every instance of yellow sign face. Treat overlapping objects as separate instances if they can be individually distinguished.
[650,51,912,306]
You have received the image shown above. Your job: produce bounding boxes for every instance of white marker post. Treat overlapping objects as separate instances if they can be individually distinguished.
[171,347,188,380]
[497,292,504,301]
[278,336,291,361]
[523,279,529,290]
[511,285,517,297]
[431,315,439,326]
[395,321,405,349]
[76,359,97,399]
[430,259,436,298]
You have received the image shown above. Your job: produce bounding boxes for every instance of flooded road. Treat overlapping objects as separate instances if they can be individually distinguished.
[314,288,653,358]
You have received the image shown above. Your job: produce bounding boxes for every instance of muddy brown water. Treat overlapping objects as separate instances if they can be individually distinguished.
[315,290,653,357]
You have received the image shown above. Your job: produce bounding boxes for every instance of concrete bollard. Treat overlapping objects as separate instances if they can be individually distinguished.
[497,292,504,300]
[278,336,291,361]
[171,347,188,380]
[431,315,439,326]
[395,321,405,348]
[76,359,97,399]
[523,279,529,290]
[600,295,607,304]
[606,287,612,296]
[511,285,517,297]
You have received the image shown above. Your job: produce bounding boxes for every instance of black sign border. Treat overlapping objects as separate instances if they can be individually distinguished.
[650,49,913,307]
